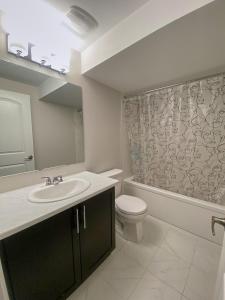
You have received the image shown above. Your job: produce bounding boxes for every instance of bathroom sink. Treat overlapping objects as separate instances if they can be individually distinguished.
[28,178,90,203]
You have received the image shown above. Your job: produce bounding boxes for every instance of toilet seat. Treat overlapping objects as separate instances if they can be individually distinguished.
[116,195,147,216]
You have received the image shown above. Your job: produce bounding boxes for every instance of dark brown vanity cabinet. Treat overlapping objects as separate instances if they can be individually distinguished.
[0,188,115,300]
[79,189,115,280]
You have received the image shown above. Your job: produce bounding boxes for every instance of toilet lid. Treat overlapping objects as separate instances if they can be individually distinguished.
[116,195,147,215]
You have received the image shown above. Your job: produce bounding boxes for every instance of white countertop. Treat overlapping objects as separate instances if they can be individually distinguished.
[0,172,117,240]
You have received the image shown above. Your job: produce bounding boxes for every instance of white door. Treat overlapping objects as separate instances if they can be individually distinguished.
[0,89,35,176]
[213,217,225,300]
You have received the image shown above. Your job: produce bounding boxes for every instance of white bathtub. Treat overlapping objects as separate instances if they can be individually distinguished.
[123,177,225,245]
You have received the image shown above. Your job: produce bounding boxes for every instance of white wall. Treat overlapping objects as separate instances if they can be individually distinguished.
[84,0,225,94]
[120,99,132,178]
[73,110,84,163]
[67,50,122,173]
[82,0,214,73]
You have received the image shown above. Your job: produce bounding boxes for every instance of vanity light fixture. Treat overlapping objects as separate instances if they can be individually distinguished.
[2,0,73,74]
[6,34,70,75]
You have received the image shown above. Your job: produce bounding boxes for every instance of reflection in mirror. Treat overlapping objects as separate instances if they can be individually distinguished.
[0,60,84,177]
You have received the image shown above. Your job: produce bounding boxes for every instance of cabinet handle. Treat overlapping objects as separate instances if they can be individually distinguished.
[76,209,80,234]
[83,205,87,229]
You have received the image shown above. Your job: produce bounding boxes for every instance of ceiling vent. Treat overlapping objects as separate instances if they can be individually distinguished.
[64,6,98,37]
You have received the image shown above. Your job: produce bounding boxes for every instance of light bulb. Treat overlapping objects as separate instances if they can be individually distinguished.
[51,60,70,74]
[50,49,70,74]
[7,34,28,57]
[31,46,51,66]
[59,65,70,74]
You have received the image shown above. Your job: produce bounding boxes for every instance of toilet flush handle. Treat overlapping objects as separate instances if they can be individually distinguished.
[211,216,225,236]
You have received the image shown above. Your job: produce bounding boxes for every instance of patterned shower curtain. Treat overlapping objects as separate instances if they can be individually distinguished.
[123,74,225,204]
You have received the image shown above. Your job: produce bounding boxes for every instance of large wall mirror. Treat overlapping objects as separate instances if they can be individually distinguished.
[0,59,84,176]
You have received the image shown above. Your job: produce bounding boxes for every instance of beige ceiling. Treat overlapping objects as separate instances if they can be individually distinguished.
[84,0,225,94]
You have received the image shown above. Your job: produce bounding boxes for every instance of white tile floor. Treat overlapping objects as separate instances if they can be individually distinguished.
[67,216,221,300]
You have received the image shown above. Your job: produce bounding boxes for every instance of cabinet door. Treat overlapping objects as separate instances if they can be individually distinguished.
[0,209,81,300]
[79,188,115,280]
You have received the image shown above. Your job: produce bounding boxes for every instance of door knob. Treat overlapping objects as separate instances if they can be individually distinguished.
[24,155,33,161]
[211,216,225,236]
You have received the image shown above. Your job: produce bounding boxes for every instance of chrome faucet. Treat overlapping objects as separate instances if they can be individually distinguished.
[52,175,63,185]
[41,175,63,186]
[41,176,52,186]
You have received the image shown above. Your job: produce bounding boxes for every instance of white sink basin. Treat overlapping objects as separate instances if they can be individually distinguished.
[28,178,90,203]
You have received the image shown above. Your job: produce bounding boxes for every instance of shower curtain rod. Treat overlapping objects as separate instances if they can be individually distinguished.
[124,71,225,99]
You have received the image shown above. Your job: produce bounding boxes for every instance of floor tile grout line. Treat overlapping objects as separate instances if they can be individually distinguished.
[103,228,166,299]
[147,228,192,294]
[147,264,185,296]
[181,233,222,299]
[140,219,192,296]
[181,235,200,297]
[125,270,149,300]
[160,240,195,265]
[98,238,148,300]
[99,263,147,300]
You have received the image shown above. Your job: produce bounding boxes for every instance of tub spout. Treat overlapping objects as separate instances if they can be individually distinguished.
[211,216,225,236]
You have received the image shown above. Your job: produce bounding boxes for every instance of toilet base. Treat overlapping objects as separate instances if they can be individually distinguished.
[116,216,144,243]
[116,208,147,243]
[123,221,143,242]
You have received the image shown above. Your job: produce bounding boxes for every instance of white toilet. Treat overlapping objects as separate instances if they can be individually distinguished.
[100,169,147,242]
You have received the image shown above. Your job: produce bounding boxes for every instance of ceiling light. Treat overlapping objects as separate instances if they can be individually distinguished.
[64,6,98,37]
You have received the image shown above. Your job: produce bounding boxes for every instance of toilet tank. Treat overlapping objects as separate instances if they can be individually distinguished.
[99,169,123,197]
